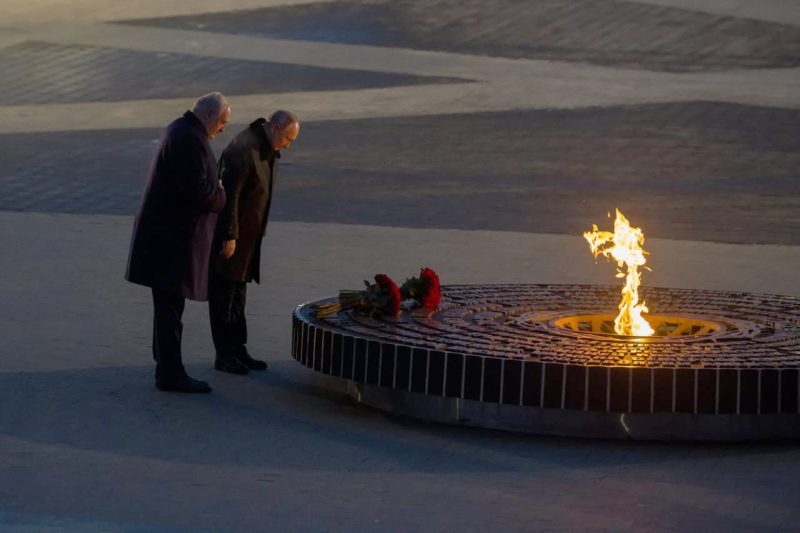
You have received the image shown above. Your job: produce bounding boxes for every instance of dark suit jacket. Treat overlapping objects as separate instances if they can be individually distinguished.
[212,118,279,284]
[126,111,226,301]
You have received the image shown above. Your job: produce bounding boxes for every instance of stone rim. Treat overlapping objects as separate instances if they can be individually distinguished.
[292,284,800,440]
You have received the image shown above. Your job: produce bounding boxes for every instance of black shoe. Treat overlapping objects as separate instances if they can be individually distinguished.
[235,351,268,371]
[214,354,249,375]
[156,374,212,393]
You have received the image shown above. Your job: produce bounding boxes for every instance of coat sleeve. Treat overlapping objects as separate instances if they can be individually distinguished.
[216,148,249,240]
[171,132,226,213]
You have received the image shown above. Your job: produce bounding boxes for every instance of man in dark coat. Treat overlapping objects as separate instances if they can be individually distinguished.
[209,110,300,374]
[126,92,230,393]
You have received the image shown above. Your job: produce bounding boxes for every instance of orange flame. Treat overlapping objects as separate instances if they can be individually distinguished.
[583,209,654,336]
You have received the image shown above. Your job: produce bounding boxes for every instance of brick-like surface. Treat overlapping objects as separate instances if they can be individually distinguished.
[2,0,800,529]
[5,102,796,245]
[2,210,800,530]
[126,0,800,72]
[0,40,459,105]
[302,285,800,368]
[294,285,800,420]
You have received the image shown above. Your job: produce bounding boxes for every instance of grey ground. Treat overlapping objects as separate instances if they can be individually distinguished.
[0,0,799,531]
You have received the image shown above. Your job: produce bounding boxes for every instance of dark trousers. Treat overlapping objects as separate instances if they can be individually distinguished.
[208,271,248,358]
[152,288,186,379]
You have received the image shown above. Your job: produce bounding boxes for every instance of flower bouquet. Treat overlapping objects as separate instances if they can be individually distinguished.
[400,267,441,310]
[313,274,402,318]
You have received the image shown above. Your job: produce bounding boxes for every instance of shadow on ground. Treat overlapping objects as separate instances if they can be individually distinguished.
[1,361,796,476]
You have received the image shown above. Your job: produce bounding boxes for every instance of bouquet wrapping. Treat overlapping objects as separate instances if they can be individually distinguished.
[313,274,402,318]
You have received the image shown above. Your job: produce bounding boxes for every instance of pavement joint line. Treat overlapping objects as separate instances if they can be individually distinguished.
[2,0,342,26]
[1,18,799,134]
[5,0,800,28]
[1,2,799,528]
[630,0,800,28]
[0,86,727,135]
[25,22,668,81]
[1,67,799,134]
[0,30,29,50]
[41,23,800,93]
[26,20,777,84]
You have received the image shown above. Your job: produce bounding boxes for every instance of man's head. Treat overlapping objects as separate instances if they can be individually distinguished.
[193,92,231,139]
[265,110,300,151]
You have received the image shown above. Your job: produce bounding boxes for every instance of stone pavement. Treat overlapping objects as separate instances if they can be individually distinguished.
[0,0,799,531]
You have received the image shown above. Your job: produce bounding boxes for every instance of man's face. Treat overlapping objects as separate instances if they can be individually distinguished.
[270,122,300,150]
[207,106,231,139]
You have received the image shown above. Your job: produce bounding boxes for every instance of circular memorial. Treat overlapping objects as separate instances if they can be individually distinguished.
[292,284,800,440]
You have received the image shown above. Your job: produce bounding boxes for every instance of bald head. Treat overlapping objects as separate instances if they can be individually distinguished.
[266,110,300,150]
[269,110,299,129]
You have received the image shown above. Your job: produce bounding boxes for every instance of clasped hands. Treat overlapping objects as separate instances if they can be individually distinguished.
[220,239,236,258]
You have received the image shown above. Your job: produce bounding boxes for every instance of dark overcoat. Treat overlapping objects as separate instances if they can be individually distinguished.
[212,118,279,284]
[125,111,226,301]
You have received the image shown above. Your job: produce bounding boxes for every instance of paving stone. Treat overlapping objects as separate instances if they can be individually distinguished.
[4,102,795,245]
[0,40,460,105]
[1,209,799,529]
[282,102,800,245]
[1,2,800,529]
[125,0,800,72]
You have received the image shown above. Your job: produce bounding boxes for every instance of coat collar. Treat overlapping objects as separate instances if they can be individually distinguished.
[249,118,281,161]
[183,110,207,137]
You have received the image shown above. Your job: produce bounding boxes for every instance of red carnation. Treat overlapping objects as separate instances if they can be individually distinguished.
[419,268,441,309]
[374,274,402,316]
[400,267,442,310]
[314,271,438,319]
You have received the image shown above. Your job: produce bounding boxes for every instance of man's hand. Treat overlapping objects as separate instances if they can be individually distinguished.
[220,239,236,258]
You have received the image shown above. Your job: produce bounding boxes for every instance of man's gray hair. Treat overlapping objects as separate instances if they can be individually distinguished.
[193,92,230,122]
[269,110,299,129]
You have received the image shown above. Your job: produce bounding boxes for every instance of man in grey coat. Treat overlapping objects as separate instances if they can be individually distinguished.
[126,92,230,392]
[209,110,300,374]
